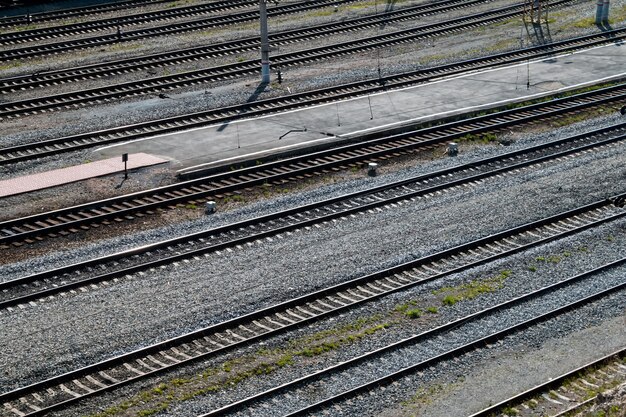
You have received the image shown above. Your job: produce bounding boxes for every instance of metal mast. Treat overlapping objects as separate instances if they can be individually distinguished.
[260,0,270,84]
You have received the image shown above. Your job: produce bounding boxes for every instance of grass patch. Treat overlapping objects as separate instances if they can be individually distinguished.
[566,5,626,29]
[306,8,336,18]
[402,383,446,406]
[223,194,245,204]
[573,17,596,28]
[104,42,142,53]
[531,248,582,271]
[395,301,433,318]
[457,132,498,144]
[405,308,422,319]
[442,294,460,306]
[11,24,38,32]
[89,314,392,417]
[433,270,512,306]
[536,255,562,264]
[551,112,595,127]
[501,406,519,415]
[0,61,23,71]
[395,300,418,312]
[401,378,465,410]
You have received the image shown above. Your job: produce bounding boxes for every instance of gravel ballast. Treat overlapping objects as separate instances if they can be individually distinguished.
[1,1,625,416]
[47,219,626,417]
[1,0,624,181]
[1,116,624,392]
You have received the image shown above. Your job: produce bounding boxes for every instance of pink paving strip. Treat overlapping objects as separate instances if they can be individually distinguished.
[0,153,169,198]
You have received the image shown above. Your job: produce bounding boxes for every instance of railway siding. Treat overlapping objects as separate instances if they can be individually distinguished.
[2,134,620,412]
[1,1,625,415]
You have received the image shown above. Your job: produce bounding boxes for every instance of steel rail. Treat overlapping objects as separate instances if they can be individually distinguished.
[0,0,255,45]
[467,347,626,417]
[0,0,584,118]
[0,0,356,60]
[550,398,598,417]
[0,27,622,169]
[0,0,491,92]
[2,129,624,308]
[199,258,626,417]
[0,0,483,47]
[1,197,624,416]
[0,0,183,28]
[1,83,625,246]
[278,273,626,417]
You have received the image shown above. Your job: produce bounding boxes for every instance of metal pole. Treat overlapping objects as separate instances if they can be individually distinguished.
[601,0,610,23]
[122,153,129,179]
[260,0,270,84]
[595,0,604,25]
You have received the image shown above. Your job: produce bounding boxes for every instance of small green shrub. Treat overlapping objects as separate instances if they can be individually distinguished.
[406,309,422,319]
[501,406,519,415]
[276,355,294,367]
[547,255,561,263]
[395,300,417,312]
[152,384,167,395]
[442,295,459,306]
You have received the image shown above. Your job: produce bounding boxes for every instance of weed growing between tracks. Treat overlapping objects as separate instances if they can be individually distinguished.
[88,316,393,417]
[526,245,595,273]
[566,4,626,28]
[485,353,626,417]
[434,269,512,306]
[393,270,512,317]
[402,379,466,410]
[84,272,510,416]
[85,232,615,416]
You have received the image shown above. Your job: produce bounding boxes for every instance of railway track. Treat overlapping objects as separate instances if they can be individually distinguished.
[1,83,625,247]
[0,0,356,59]
[0,0,256,45]
[0,0,493,93]
[199,260,626,417]
[0,0,186,28]
[468,348,626,417]
[0,0,591,119]
[2,125,625,308]
[0,29,623,168]
[1,197,624,416]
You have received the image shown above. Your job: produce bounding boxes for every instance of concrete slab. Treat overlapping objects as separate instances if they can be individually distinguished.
[0,153,168,198]
[93,41,626,174]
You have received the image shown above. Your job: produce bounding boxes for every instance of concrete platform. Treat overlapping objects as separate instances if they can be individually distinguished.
[93,40,626,175]
[0,153,168,198]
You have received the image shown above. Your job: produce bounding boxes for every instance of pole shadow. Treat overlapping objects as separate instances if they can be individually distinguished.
[217,82,269,132]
